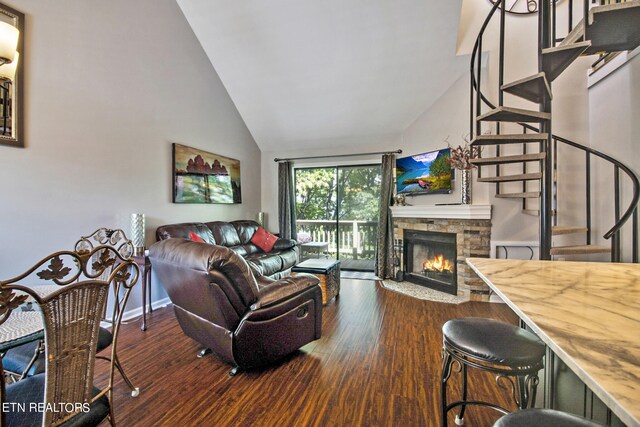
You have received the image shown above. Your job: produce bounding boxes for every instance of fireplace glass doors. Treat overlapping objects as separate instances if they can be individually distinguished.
[403,229,457,295]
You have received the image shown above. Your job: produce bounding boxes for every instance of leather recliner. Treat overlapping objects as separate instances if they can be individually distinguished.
[149,238,322,373]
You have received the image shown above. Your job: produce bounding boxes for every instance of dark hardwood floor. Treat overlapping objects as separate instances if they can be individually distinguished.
[95,278,518,426]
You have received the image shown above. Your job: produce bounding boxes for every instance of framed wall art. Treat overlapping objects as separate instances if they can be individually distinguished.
[172,143,241,204]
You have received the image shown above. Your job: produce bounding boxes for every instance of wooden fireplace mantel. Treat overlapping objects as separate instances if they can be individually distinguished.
[390,204,491,220]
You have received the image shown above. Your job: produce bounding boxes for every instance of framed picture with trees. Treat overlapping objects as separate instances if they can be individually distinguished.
[172,143,242,204]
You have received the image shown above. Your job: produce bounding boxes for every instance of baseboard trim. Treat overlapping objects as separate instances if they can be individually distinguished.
[122,297,172,322]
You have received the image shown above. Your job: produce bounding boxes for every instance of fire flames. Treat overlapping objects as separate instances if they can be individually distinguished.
[422,254,454,273]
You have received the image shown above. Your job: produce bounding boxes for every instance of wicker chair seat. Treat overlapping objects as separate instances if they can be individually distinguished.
[4,326,113,378]
[2,340,44,378]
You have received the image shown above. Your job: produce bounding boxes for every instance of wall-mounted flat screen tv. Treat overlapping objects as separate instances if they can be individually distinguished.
[396,148,453,196]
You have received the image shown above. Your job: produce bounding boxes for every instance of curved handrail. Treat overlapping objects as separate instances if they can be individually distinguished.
[469,0,640,241]
[541,129,640,239]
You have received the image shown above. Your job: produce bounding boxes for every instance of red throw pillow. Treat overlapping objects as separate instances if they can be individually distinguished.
[189,231,205,243]
[251,227,279,252]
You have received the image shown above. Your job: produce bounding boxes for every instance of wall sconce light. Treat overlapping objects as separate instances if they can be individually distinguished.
[0,4,24,147]
[0,51,18,81]
[130,213,146,255]
[0,20,19,66]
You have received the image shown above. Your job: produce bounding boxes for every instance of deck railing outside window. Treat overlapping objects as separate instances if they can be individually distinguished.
[296,220,377,260]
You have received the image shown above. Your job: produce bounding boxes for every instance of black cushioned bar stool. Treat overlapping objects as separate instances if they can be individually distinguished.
[494,409,605,426]
[441,317,545,426]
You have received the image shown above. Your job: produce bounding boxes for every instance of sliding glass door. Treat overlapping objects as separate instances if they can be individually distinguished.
[294,164,381,271]
[295,167,338,263]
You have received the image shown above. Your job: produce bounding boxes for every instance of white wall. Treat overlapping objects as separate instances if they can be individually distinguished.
[588,52,640,262]
[0,0,261,309]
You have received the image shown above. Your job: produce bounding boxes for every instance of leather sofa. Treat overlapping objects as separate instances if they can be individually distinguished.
[156,220,298,279]
[149,238,322,372]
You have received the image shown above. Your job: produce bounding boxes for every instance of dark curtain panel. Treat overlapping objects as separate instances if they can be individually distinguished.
[375,153,395,279]
[278,161,297,240]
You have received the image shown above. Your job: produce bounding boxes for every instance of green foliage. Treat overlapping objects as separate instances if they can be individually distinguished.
[429,174,451,190]
[429,153,451,177]
[295,168,337,220]
[295,166,381,221]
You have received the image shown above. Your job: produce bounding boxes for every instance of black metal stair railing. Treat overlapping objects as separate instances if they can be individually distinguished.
[470,0,640,262]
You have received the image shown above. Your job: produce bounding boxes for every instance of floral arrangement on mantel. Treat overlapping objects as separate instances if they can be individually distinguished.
[444,134,483,204]
[445,134,481,170]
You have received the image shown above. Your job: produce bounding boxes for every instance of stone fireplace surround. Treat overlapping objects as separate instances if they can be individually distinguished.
[391,205,492,301]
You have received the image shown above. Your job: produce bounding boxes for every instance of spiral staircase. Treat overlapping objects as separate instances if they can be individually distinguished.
[469,0,640,261]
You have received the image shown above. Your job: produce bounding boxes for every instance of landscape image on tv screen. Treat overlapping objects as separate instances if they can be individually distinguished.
[396,148,453,195]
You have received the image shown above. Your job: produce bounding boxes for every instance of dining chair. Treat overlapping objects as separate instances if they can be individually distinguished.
[0,245,139,426]
[74,228,141,397]
[2,228,141,397]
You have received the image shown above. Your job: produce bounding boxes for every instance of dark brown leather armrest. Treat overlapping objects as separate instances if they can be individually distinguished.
[272,238,297,251]
[251,273,319,310]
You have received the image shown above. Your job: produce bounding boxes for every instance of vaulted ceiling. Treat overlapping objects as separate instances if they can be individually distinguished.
[177,0,468,151]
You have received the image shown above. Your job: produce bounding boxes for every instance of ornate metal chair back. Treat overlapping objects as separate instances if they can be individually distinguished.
[0,246,139,426]
[74,228,135,320]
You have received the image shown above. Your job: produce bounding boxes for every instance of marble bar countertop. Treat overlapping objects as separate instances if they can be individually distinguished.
[466,258,640,427]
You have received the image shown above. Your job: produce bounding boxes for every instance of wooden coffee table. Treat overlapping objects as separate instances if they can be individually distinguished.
[292,258,340,305]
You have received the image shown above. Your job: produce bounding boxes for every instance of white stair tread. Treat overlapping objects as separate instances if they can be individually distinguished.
[550,245,611,255]
[502,72,552,103]
[478,173,542,183]
[472,153,545,165]
[496,192,540,199]
[542,41,591,82]
[552,226,589,236]
[477,106,551,123]
[522,209,556,216]
[471,133,549,146]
